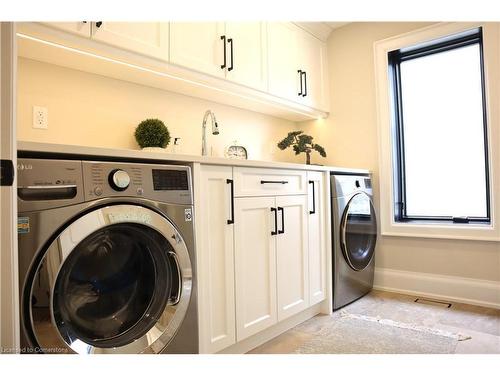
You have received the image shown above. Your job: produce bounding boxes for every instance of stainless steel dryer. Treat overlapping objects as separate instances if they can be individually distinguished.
[17,157,198,354]
[331,173,377,310]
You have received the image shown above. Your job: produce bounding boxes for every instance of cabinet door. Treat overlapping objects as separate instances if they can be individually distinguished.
[169,22,225,78]
[42,22,91,37]
[307,172,327,305]
[267,22,300,102]
[91,22,169,61]
[225,22,267,91]
[276,195,309,321]
[298,32,328,111]
[234,196,277,340]
[198,165,236,353]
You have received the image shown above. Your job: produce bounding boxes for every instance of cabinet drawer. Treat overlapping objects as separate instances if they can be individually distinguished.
[233,167,307,197]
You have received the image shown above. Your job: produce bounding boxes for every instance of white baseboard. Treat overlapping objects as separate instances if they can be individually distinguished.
[374,267,500,309]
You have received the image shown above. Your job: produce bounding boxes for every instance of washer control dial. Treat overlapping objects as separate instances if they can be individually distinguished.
[109,169,130,191]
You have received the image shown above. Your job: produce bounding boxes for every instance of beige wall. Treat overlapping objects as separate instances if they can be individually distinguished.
[17,57,304,164]
[301,22,500,282]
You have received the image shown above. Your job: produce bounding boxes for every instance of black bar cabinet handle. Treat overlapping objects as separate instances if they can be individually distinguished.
[226,179,234,224]
[278,207,284,234]
[260,180,289,185]
[228,38,234,71]
[95,21,103,28]
[220,35,227,69]
[297,69,303,96]
[309,180,316,214]
[302,71,307,97]
[271,207,278,236]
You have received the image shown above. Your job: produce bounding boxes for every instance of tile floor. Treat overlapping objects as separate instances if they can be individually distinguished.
[249,290,500,354]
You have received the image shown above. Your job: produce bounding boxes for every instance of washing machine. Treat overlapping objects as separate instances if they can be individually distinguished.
[331,173,377,310]
[17,157,198,354]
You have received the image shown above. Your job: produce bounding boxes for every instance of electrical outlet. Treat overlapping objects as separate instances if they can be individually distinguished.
[33,106,48,129]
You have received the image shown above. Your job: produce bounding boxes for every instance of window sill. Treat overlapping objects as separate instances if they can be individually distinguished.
[381,221,500,242]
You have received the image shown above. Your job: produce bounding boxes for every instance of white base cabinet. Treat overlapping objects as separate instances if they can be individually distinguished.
[234,196,278,341]
[197,165,236,353]
[276,195,309,321]
[307,171,327,305]
[197,165,328,353]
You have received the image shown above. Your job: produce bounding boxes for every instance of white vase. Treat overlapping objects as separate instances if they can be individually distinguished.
[141,147,166,152]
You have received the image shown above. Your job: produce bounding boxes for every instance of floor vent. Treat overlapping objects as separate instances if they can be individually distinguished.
[414,298,452,308]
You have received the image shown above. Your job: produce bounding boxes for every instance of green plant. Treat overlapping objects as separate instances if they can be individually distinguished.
[134,118,171,149]
[277,130,326,165]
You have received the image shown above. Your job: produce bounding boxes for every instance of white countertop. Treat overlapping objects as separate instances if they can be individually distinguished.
[18,141,370,174]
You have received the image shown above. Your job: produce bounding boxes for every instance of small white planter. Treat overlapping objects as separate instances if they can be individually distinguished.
[141,147,166,152]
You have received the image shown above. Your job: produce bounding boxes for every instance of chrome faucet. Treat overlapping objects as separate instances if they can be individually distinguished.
[202,110,220,156]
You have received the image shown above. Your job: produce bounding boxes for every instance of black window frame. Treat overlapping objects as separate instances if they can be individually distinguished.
[388,27,491,224]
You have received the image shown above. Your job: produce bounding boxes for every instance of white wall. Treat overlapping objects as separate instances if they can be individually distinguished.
[300,22,500,305]
[17,57,304,164]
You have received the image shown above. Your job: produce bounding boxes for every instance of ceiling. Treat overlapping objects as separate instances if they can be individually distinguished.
[294,22,350,41]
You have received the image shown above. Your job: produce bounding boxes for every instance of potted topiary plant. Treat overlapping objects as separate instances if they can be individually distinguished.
[134,118,171,152]
[277,130,326,165]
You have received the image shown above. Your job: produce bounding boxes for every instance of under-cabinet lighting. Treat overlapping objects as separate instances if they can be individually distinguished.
[17,33,322,120]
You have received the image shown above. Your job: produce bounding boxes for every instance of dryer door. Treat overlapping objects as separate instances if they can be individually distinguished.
[340,192,377,271]
[28,204,192,354]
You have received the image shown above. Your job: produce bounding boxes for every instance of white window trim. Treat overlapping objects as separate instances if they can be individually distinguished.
[374,22,500,241]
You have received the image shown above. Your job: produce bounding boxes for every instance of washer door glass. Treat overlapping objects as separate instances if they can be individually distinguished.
[53,223,175,348]
[340,192,377,271]
[29,204,192,354]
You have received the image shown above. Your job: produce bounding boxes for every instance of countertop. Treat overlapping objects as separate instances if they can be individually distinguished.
[17,141,370,174]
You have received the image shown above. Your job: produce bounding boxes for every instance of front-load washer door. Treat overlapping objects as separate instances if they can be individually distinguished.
[28,204,192,354]
[339,193,377,271]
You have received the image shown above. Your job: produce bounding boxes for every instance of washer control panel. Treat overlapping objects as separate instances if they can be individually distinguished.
[83,161,192,205]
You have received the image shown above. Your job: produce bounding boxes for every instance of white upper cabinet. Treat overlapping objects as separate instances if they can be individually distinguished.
[170,22,268,91]
[268,22,328,111]
[224,22,268,91]
[267,22,300,103]
[297,31,328,110]
[91,22,169,61]
[169,22,226,78]
[20,21,330,121]
[43,22,91,37]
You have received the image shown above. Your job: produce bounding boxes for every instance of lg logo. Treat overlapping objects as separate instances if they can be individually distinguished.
[17,163,33,170]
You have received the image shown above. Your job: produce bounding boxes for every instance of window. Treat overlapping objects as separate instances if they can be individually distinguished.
[388,28,490,224]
